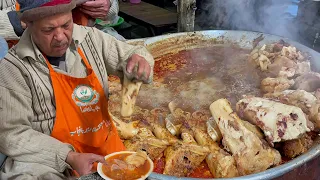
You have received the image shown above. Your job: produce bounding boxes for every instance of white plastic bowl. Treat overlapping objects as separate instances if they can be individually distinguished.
[97,151,154,180]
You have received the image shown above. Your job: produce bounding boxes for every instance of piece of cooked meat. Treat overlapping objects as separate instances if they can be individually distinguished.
[249,45,275,71]
[241,120,264,139]
[210,99,281,175]
[125,150,148,170]
[181,111,239,178]
[296,61,311,75]
[281,46,304,61]
[110,113,140,139]
[257,54,272,71]
[268,56,297,77]
[236,97,311,145]
[121,76,142,117]
[293,72,320,92]
[134,108,179,144]
[191,110,211,128]
[278,67,296,78]
[161,112,211,177]
[282,133,313,159]
[152,123,179,144]
[264,90,318,129]
[124,136,170,160]
[261,77,294,93]
[310,102,320,130]
[180,122,197,144]
[273,41,285,52]
[163,142,210,177]
[193,128,239,178]
[315,89,320,100]
[149,107,170,125]
[264,90,317,114]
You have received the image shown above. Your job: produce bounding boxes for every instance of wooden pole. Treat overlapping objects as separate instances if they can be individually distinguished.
[177,0,197,32]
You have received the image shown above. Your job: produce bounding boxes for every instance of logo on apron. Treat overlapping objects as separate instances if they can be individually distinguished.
[72,85,100,113]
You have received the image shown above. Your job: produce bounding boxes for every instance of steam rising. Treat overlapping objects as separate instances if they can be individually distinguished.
[197,0,300,41]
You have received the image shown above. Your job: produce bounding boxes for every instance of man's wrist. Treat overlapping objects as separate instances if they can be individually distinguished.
[66,151,77,167]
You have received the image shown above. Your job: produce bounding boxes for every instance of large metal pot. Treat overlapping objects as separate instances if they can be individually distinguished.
[139,30,320,180]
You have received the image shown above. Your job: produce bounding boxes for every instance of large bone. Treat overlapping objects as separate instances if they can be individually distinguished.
[210,99,281,175]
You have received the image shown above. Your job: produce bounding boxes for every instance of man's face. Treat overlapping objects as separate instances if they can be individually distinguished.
[28,12,73,57]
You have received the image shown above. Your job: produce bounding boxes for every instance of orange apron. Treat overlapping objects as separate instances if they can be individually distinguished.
[44,48,125,172]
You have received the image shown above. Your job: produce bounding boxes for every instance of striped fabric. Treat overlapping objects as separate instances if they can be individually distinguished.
[0,0,18,39]
[0,0,15,10]
[0,24,154,179]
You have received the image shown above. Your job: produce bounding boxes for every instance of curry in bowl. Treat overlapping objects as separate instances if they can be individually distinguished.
[97,151,154,180]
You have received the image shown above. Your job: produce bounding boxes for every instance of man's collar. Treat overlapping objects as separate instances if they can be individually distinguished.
[15,24,88,61]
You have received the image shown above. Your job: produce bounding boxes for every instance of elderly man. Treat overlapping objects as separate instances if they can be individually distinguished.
[0,0,154,179]
[0,0,120,39]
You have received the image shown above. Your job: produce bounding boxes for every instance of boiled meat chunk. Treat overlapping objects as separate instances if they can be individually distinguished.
[125,150,148,169]
[268,56,297,77]
[241,120,264,139]
[278,67,296,78]
[124,121,170,160]
[152,123,179,144]
[281,46,304,61]
[315,89,320,100]
[264,90,319,129]
[264,90,317,114]
[124,135,169,160]
[261,77,294,93]
[236,97,311,145]
[121,77,142,117]
[282,133,313,159]
[110,113,139,139]
[193,128,239,178]
[249,45,278,71]
[210,99,281,176]
[163,142,210,177]
[293,72,320,92]
[296,61,311,75]
[309,103,320,130]
[162,115,210,177]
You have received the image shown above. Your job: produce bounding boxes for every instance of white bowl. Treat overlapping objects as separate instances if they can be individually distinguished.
[97,151,154,180]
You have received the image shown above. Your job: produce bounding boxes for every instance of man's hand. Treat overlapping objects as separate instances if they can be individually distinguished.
[80,0,111,20]
[126,54,152,83]
[66,151,106,176]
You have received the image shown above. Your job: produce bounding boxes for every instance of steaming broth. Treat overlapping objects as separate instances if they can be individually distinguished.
[136,45,267,111]
[109,45,268,112]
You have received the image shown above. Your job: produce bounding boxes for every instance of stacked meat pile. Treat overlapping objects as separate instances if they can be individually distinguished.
[106,40,319,178]
[249,40,320,158]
